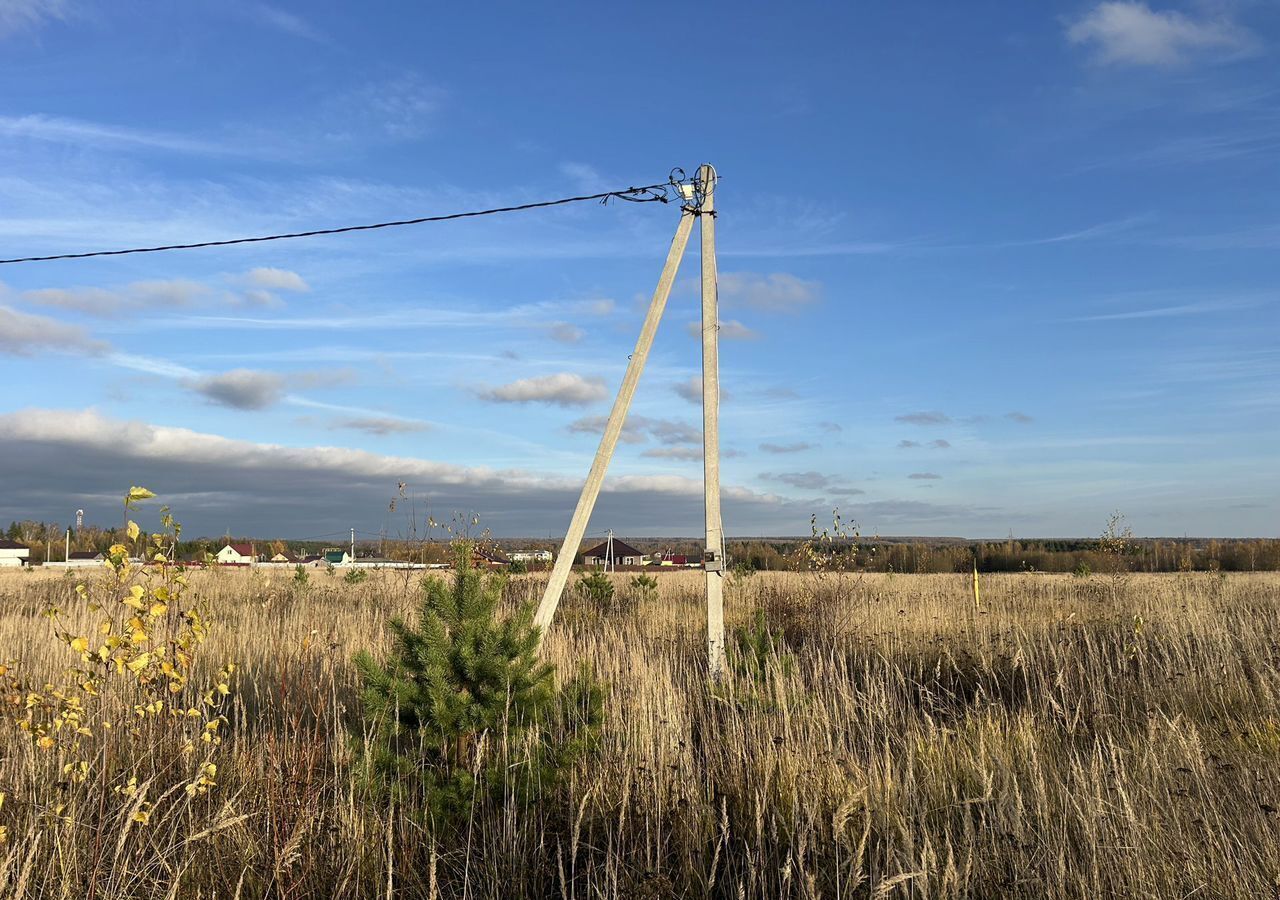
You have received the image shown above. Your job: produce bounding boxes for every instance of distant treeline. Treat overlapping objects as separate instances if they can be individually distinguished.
[721,537,1280,574]
[8,519,1279,573]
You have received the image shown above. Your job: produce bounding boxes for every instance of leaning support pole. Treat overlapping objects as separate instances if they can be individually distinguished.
[534,209,696,633]
[697,164,726,678]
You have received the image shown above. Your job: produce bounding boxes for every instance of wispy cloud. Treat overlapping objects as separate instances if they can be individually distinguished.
[1066,297,1265,322]
[331,416,429,436]
[23,279,210,316]
[759,442,816,454]
[640,446,702,461]
[247,4,328,42]
[20,269,311,317]
[0,114,239,156]
[909,472,942,480]
[548,322,585,344]
[0,0,69,38]
[759,471,866,497]
[718,272,822,312]
[1066,2,1257,67]
[896,411,951,426]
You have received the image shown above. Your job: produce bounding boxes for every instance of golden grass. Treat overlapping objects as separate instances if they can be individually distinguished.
[1,566,1279,898]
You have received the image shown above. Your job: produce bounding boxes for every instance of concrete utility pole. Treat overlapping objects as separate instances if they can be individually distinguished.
[534,164,725,678]
[350,527,355,561]
[534,206,696,632]
[698,164,725,677]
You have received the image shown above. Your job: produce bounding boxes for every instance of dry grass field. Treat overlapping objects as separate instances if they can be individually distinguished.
[2,565,1279,898]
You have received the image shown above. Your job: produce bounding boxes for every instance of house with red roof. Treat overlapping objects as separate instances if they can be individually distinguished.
[215,542,258,565]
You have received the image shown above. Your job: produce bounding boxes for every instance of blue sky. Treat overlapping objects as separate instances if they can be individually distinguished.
[0,0,1276,539]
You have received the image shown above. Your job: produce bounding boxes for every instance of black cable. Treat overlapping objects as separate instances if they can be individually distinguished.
[0,179,680,265]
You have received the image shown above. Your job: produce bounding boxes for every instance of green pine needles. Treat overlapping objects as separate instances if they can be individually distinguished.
[353,542,602,825]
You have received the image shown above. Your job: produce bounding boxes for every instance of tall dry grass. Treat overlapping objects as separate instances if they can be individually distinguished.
[1,566,1278,898]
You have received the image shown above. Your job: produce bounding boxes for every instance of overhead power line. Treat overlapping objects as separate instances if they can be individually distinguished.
[0,177,685,266]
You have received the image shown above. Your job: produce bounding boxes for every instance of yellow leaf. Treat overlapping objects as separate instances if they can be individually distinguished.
[126,521,140,542]
[37,736,55,750]
[149,602,168,617]
[69,636,90,655]
[125,486,155,507]
[126,653,151,674]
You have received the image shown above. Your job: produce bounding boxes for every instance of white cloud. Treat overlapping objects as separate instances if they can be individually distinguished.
[0,304,106,356]
[189,369,285,410]
[0,0,69,38]
[719,272,822,311]
[548,322,585,344]
[1066,2,1255,67]
[477,372,607,407]
[23,279,209,316]
[245,267,309,293]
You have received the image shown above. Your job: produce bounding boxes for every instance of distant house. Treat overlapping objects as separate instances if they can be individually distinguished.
[510,549,553,563]
[215,542,257,565]
[270,551,300,564]
[323,550,351,566]
[654,552,690,567]
[299,554,327,567]
[582,539,644,568]
[0,539,30,568]
[64,550,106,568]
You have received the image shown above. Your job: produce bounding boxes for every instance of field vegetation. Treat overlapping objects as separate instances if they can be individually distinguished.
[1,536,1279,897]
